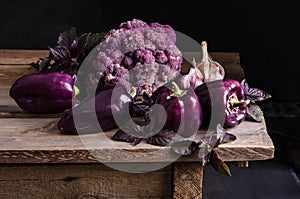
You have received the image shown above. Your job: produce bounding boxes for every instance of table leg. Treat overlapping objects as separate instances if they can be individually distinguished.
[172,162,203,199]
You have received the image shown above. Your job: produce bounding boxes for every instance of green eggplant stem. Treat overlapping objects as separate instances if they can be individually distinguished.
[170,81,187,97]
[231,99,250,108]
[130,86,137,97]
[74,86,80,96]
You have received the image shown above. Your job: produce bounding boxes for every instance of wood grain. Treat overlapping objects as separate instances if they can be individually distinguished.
[0,49,48,65]
[0,117,274,164]
[0,50,244,82]
[0,49,238,68]
[0,164,172,199]
[173,162,203,199]
[0,65,37,86]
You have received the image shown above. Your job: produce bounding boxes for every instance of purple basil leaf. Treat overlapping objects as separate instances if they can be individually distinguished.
[132,137,144,146]
[111,122,146,145]
[240,79,249,93]
[49,46,68,61]
[120,122,146,137]
[58,27,77,51]
[70,34,88,59]
[148,129,177,146]
[111,129,142,144]
[209,149,232,176]
[37,57,52,72]
[34,27,104,75]
[246,103,263,122]
[222,132,237,143]
[203,125,237,151]
[171,140,202,156]
[246,88,272,102]
[241,79,272,102]
[216,124,236,144]
[142,92,153,105]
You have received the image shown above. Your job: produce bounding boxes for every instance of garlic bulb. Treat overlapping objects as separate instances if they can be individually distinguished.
[197,41,225,82]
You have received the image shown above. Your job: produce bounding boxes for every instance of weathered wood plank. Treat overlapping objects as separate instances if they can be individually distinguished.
[0,49,48,65]
[0,52,243,83]
[0,65,37,86]
[0,86,18,108]
[183,52,240,66]
[173,162,203,199]
[0,164,172,199]
[0,50,244,82]
[0,49,238,66]
[0,117,274,164]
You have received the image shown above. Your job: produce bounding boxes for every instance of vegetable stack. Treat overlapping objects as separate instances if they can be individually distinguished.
[9,18,271,176]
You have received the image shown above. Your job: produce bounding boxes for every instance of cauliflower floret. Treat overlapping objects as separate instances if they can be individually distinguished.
[87,18,183,100]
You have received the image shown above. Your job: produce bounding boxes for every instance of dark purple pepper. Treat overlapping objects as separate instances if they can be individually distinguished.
[57,85,133,134]
[194,79,249,128]
[151,81,202,138]
[9,72,74,113]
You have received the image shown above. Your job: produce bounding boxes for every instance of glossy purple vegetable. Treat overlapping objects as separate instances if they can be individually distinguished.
[9,72,74,113]
[194,79,250,128]
[151,81,202,138]
[88,19,182,99]
[57,85,133,134]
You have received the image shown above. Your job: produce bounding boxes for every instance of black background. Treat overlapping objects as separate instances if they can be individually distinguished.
[1,1,300,198]
[1,0,299,102]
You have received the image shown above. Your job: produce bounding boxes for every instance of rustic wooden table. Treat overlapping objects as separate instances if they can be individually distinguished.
[0,50,274,199]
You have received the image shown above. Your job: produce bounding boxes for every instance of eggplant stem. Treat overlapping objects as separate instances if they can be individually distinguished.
[231,99,250,107]
[74,86,80,96]
[170,81,187,97]
[227,95,250,114]
[130,86,137,97]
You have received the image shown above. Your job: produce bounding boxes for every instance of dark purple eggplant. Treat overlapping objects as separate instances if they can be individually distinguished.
[151,81,202,138]
[9,72,74,113]
[57,85,133,134]
[194,79,249,128]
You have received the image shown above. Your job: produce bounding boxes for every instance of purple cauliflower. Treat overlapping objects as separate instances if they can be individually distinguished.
[87,18,183,101]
